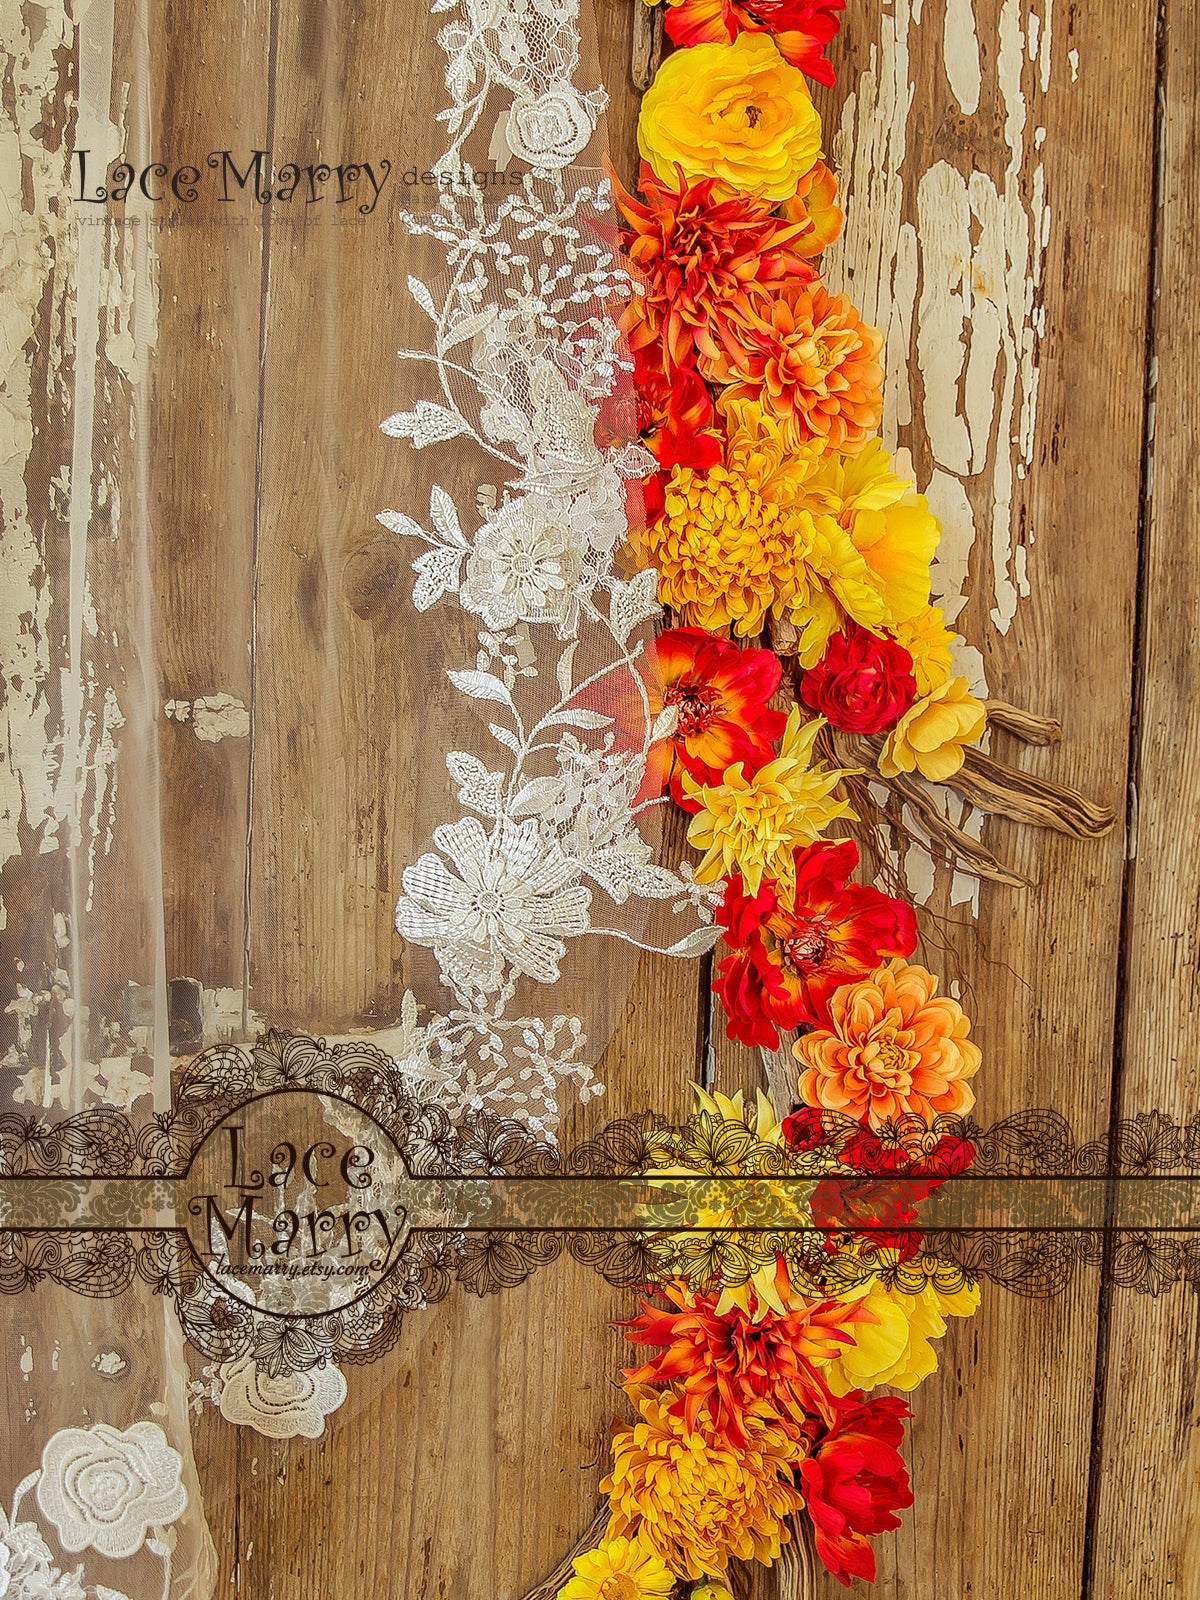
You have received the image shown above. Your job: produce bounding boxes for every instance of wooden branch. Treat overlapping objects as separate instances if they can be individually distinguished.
[518,1504,609,1600]
[631,0,664,91]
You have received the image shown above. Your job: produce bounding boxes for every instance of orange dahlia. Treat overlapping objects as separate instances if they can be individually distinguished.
[620,1277,854,1444]
[640,628,787,807]
[701,284,884,455]
[793,959,981,1128]
[616,166,816,373]
[663,0,846,86]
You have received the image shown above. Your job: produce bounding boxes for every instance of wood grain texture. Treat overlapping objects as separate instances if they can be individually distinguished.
[3,0,1198,1597]
[1088,0,1200,1590]
[799,2,1152,1593]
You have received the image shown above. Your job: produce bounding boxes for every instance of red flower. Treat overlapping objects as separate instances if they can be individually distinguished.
[619,1279,854,1445]
[664,0,846,85]
[797,1396,914,1585]
[799,624,917,734]
[713,840,918,1044]
[616,165,817,374]
[633,346,724,471]
[783,1115,976,1263]
[641,628,787,808]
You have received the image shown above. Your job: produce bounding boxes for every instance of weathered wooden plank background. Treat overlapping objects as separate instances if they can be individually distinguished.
[1,0,1196,1596]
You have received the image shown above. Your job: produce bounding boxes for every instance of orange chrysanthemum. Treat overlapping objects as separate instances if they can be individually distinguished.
[793,959,981,1128]
[602,1384,803,1579]
[700,283,884,454]
[620,1278,855,1444]
[616,166,817,374]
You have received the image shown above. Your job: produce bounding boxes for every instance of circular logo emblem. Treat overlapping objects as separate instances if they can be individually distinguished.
[182,1091,411,1317]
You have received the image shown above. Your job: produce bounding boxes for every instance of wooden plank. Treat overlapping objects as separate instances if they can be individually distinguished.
[1088,0,1200,1590]
[794,1,1152,1593]
[149,0,269,1037]
[188,4,708,1595]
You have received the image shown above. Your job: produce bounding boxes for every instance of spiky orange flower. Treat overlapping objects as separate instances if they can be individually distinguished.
[616,166,816,374]
[700,283,884,454]
[663,0,846,87]
[620,1278,855,1444]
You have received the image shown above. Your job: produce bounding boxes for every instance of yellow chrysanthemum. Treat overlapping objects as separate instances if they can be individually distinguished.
[893,604,956,696]
[796,440,941,633]
[637,33,823,201]
[557,1534,675,1600]
[638,401,893,651]
[602,1386,803,1580]
[878,676,987,782]
[682,707,858,896]
[640,461,800,637]
[813,1257,980,1395]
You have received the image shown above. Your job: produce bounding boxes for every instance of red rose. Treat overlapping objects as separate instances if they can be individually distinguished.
[798,1396,914,1586]
[799,625,917,734]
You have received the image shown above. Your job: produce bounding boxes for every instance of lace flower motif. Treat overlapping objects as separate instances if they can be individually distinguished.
[462,495,583,634]
[35,1422,187,1561]
[397,815,592,994]
[0,1511,87,1600]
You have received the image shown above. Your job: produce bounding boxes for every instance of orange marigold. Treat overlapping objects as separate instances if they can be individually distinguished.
[616,166,817,374]
[602,1384,803,1579]
[700,283,884,454]
[793,959,981,1128]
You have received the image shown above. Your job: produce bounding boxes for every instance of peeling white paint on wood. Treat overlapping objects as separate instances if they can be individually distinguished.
[166,694,252,742]
[822,0,1061,907]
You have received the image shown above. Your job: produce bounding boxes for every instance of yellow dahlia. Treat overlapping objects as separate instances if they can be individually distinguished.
[637,33,823,202]
[635,400,889,648]
[638,460,800,637]
[794,440,941,631]
[893,605,956,697]
[878,676,987,783]
[602,1385,803,1579]
[637,1084,820,1317]
[813,1257,980,1395]
[557,1535,675,1600]
[682,708,858,897]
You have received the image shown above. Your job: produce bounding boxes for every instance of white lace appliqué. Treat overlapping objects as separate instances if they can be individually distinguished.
[380,0,721,1137]
[2,1422,187,1600]
[215,1356,348,1441]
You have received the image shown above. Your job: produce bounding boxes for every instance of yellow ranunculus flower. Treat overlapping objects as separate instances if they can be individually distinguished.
[878,676,987,783]
[796,440,942,630]
[816,1265,980,1395]
[637,33,822,201]
[894,604,957,696]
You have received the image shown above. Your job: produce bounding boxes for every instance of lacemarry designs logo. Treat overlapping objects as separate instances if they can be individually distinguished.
[71,150,528,214]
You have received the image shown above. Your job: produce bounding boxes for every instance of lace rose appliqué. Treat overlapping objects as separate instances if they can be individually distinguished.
[461,495,583,634]
[503,87,595,168]
[35,1424,186,1561]
[217,1355,348,1440]
[398,815,591,994]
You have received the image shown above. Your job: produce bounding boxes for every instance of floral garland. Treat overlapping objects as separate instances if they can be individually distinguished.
[553,4,1000,1594]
